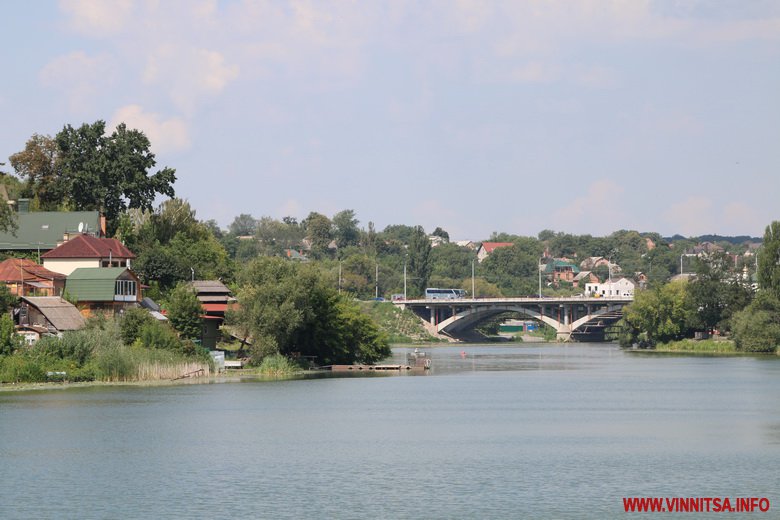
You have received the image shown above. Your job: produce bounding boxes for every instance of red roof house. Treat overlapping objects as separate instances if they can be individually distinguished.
[41,234,136,276]
[477,242,514,263]
[0,258,66,296]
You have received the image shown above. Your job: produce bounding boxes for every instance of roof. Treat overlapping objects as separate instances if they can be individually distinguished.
[66,267,138,302]
[189,280,231,294]
[202,303,228,313]
[20,296,86,331]
[41,234,135,260]
[479,242,514,253]
[544,260,581,274]
[0,211,102,251]
[0,258,66,282]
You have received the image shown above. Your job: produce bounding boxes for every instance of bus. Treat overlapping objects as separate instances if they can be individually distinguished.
[424,288,467,300]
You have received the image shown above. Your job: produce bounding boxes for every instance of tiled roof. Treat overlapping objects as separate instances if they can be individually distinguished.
[189,280,231,294]
[480,242,514,253]
[0,258,66,282]
[41,234,135,260]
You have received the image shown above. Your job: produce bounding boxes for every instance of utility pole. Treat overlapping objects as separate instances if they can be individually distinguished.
[375,263,379,299]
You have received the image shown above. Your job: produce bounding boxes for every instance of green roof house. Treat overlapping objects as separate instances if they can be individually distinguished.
[65,267,141,316]
[0,209,103,253]
[544,259,580,284]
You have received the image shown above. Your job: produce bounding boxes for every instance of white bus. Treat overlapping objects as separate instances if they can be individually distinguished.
[425,288,467,300]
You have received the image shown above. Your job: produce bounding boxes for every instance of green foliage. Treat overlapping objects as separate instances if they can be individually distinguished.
[8,134,64,211]
[620,281,696,347]
[407,226,432,298]
[758,221,780,299]
[166,284,203,341]
[138,320,187,352]
[231,257,390,365]
[0,355,47,383]
[481,240,542,296]
[120,307,156,345]
[333,209,360,249]
[257,353,301,376]
[303,212,333,258]
[228,213,258,236]
[55,121,176,234]
[731,293,780,353]
[0,313,22,356]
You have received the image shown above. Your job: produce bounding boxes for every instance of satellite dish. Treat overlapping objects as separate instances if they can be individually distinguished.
[78,222,84,233]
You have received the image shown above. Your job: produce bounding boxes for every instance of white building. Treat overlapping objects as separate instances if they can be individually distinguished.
[584,277,635,298]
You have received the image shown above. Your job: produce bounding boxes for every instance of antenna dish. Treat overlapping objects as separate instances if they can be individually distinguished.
[78,222,84,233]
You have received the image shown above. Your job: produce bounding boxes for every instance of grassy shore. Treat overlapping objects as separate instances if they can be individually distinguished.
[626,338,768,355]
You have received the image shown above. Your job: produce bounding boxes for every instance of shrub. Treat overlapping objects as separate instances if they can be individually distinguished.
[120,308,156,345]
[0,355,47,383]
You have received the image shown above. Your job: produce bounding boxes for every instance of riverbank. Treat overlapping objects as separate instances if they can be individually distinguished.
[625,338,777,355]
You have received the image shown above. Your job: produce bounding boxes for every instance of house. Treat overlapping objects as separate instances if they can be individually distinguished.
[477,242,514,263]
[64,267,142,316]
[284,249,308,261]
[584,278,636,298]
[14,296,86,342]
[41,234,136,276]
[0,258,66,296]
[573,270,598,288]
[580,257,610,271]
[189,280,235,349]
[544,259,580,283]
[0,206,104,253]
[454,240,477,250]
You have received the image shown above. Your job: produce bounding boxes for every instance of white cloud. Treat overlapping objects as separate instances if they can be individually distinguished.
[144,45,239,113]
[59,0,134,37]
[39,51,117,112]
[108,104,191,154]
[551,180,627,234]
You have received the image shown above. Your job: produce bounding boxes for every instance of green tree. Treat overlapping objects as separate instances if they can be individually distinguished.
[166,284,203,341]
[229,213,258,236]
[303,212,333,258]
[758,221,780,299]
[432,227,450,243]
[230,257,389,365]
[8,134,64,210]
[407,226,432,297]
[620,281,696,347]
[0,313,21,356]
[332,209,360,249]
[731,292,780,353]
[55,121,176,233]
[119,307,156,345]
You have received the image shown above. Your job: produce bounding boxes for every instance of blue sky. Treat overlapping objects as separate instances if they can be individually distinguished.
[1,1,778,241]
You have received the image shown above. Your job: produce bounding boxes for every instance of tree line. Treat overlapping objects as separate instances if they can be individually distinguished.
[2,120,778,363]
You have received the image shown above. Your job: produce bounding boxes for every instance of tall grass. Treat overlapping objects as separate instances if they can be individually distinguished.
[257,354,301,377]
[1,318,212,384]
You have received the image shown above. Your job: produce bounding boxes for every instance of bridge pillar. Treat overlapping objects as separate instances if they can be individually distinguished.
[430,307,435,325]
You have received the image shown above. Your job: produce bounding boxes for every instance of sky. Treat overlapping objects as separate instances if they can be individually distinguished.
[1,1,779,242]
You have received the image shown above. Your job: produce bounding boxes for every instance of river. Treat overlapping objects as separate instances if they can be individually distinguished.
[1,343,779,519]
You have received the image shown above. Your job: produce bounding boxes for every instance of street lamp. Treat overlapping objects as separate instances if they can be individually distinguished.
[538,256,544,298]
[471,257,476,299]
[403,257,407,300]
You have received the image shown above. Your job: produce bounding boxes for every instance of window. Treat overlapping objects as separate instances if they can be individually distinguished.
[115,280,137,296]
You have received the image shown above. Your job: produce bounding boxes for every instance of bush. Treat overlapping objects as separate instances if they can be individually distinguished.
[138,320,182,351]
[257,354,300,376]
[0,355,47,383]
[120,308,156,345]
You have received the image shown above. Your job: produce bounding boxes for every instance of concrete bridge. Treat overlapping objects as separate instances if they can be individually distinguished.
[394,296,633,341]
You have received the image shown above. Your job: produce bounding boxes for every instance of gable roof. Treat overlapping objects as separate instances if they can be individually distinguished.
[0,211,102,251]
[0,258,66,282]
[41,234,135,260]
[479,242,514,253]
[20,296,86,331]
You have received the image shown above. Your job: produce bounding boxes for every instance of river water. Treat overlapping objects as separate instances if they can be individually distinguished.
[1,343,779,519]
